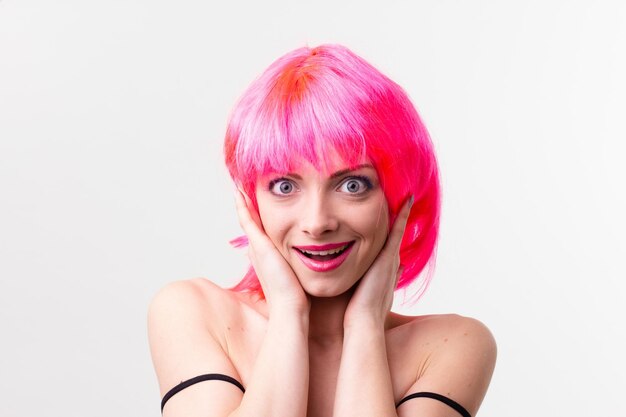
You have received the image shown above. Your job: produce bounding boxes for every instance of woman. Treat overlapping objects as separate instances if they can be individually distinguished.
[148,44,496,417]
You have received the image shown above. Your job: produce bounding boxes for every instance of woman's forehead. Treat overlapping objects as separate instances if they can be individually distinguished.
[257,154,374,179]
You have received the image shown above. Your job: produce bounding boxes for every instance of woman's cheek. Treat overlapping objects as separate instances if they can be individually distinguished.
[258,205,292,251]
[352,200,388,236]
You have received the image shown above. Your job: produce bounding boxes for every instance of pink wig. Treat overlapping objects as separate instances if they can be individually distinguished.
[224,44,440,299]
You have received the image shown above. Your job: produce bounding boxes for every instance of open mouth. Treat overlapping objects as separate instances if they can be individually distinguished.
[294,241,355,262]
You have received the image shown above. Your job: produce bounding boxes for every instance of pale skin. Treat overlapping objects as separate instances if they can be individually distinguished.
[148,161,497,417]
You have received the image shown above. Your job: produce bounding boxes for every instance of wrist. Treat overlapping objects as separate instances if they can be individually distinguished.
[267,293,310,316]
[343,314,386,333]
[269,304,310,326]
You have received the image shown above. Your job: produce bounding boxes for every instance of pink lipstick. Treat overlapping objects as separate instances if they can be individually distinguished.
[293,241,352,251]
[292,241,355,272]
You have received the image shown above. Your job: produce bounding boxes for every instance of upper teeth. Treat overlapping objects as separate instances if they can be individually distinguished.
[300,244,348,256]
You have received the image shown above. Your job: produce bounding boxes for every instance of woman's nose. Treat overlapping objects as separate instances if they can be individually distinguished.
[299,194,339,237]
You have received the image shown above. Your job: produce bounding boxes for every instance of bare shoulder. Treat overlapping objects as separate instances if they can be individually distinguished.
[147,278,237,341]
[419,314,497,374]
[392,314,497,417]
[390,312,495,353]
[408,313,494,346]
[147,278,244,403]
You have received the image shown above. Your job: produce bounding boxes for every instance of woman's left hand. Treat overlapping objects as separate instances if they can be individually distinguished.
[343,196,413,328]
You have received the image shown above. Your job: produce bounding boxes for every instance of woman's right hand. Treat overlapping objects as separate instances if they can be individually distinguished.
[234,189,310,316]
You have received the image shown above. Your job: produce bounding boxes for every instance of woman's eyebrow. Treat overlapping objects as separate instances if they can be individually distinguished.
[279,164,374,180]
[328,164,374,179]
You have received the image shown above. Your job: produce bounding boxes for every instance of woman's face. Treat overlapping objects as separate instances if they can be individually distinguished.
[255,159,389,297]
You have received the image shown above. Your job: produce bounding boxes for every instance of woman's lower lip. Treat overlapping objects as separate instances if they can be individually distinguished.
[293,243,354,272]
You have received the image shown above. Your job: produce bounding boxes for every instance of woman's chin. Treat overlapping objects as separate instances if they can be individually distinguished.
[299,278,355,299]
[304,288,341,298]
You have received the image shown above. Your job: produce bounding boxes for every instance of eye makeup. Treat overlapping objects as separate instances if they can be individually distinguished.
[264,167,378,197]
[338,175,374,193]
[268,177,297,196]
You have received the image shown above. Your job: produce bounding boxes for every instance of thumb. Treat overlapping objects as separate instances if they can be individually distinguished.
[394,265,405,288]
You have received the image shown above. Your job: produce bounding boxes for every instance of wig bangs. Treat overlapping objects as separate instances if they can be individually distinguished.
[226,69,372,196]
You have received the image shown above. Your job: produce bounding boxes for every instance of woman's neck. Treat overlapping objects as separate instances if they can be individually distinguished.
[307,288,354,344]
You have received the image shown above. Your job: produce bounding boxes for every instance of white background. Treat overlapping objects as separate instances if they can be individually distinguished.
[1,1,625,416]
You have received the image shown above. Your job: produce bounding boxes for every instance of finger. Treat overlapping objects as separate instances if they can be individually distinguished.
[385,195,413,253]
[234,189,267,242]
[239,189,265,230]
[234,190,276,263]
[394,265,405,288]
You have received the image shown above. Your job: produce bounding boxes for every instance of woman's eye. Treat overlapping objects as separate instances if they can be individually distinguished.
[269,179,296,195]
[338,177,371,194]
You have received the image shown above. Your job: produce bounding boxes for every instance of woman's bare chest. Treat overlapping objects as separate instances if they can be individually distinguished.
[222,312,422,409]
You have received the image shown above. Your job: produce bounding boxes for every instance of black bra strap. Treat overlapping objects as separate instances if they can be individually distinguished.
[161,373,245,412]
[396,392,471,417]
